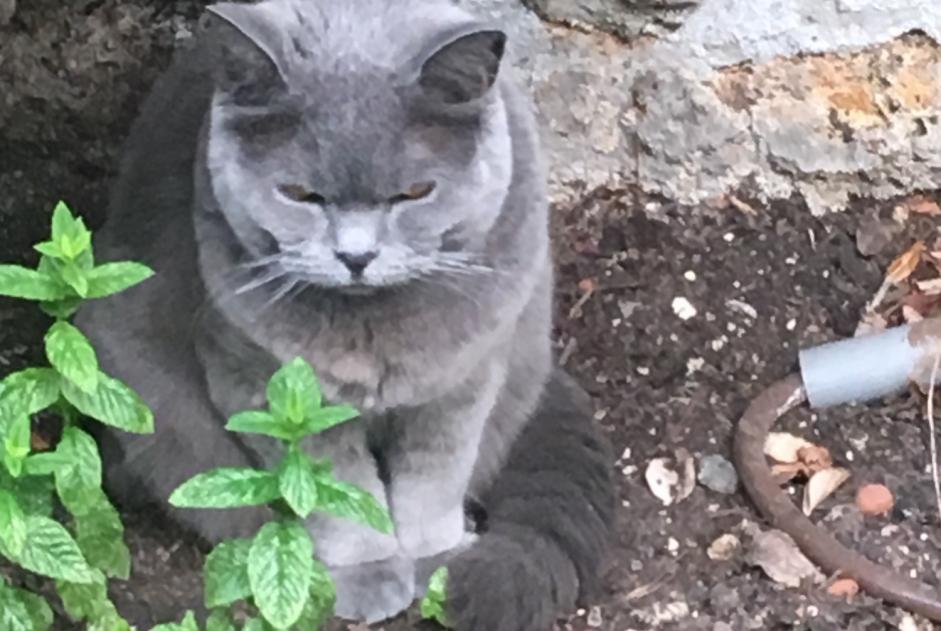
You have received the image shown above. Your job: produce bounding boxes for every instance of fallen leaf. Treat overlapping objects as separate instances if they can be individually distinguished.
[770,461,809,485]
[707,534,741,561]
[764,432,814,464]
[746,529,823,588]
[30,431,50,452]
[902,305,924,323]
[796,445,833,471]
[886,241,925,284]
[827,577,860,599]
[644,452,696,507]
[915,278,941,295]
[802,467,851,515]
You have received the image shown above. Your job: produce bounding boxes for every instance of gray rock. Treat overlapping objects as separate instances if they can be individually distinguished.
[521,0,700,40]
[698,454,738,494]
[0,0,15,25]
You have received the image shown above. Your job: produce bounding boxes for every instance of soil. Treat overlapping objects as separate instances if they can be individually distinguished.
[2,2,941,631]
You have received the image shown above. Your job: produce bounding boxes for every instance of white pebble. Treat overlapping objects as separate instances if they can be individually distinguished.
[672,297,697,320]
[724,232,735,242]
[786,318,797,331]
[684,270,697,281]
[667,537,680,553]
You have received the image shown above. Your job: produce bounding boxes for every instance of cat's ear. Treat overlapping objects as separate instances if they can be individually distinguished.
[206,2,287,101]
[417,28,507,105]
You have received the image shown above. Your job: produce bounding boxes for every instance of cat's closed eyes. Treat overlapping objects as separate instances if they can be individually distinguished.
[77,1,614,629]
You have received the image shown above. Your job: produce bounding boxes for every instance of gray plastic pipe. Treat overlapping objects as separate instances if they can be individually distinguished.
[799,317,941,408]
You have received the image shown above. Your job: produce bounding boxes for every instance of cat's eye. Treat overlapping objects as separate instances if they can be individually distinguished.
[390,182,437,204]
[277,184,326,205]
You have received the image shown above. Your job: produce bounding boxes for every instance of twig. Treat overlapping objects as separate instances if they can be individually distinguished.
[927,352,941,526]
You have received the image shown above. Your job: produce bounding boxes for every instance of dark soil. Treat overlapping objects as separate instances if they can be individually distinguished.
[2,2,941,631]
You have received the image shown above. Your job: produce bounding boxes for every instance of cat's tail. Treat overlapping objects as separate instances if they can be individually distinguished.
[447,369,616,631]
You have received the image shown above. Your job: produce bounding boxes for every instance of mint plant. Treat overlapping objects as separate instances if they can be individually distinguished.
[169,358,394,630]
[420,567,451,628]
[0,201,155,630]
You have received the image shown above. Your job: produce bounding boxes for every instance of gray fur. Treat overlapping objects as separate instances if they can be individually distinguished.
[77,0,612,627]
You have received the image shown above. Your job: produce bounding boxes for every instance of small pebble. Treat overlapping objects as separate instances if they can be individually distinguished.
[698,454,738,494]
[857,484,894,516]
[683,270,697,281]
[707,534,741,561]
[587,606,603,628]
[671,297,697,320]
[827,577,859,599]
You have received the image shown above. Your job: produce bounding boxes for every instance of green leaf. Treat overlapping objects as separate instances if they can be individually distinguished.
[0,490,27,556]
[34,241,64,259]
[301,405,359,436]
[73,491,130,579]
[52,427,103,514]
[62,373,153,434]
[15,589,53,631]
[0,585,32,631]
[248,520,314,629]
[204,538,252,608]
[151,611,199,631]
[0,368,60,417]
[205,610,237,631]
[0,265,68,301]
[3,415,31,477]
[22,451,72,476]
[169,468,280,509]
[278,448,319,519]
[3,472,54,517]
[420,566,451,627]
[58,261,89,297]
[85,262,154,298]
[296,560,336,631]
[267,358,321,424]
[241,618,274,631]
[50,202,92,261]
[45,321,98,393]
[313,477,393,534]
[39,297,82,320]
[57,577,108,620]
[225,411,295,441]
[8,515,95,583]
[87,612,133,631]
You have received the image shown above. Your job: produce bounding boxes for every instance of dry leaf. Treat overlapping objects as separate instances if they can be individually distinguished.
[770,461,810,485]
[30,431,50,452]
[764,432,814,464]
[854,312,888,338]
[645,451,696,507]
[886,241,925,284]
[746,529,823,588]
[916,278,941,295]
[796,445,833,471]
[802,467,851,515]
[902,305,924,323]
[707,534,741,561]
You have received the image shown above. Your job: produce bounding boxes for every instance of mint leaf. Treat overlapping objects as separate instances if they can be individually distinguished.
[248,521,314,629]
[0,584,32,631]
[62,373,153,434]
[0,490,27,556]
[278,448,318,519]
[86,262,154,298]
[296,560,336,630]
[0,368,60,416]
[3,472,54,517]
[45,321,99,393]
[301,405,359,436]
[58,261,89,297]
[56,576,109,620]
[151,611,199,631]
[50,202,92,260]
[3,414,31,477]
[313,477,393,533]
[15,588,53,631]
[0,265,68,301]
[225,411,295,441]
[34,241,65,259]
[204,538,252,608]
[10,515,95,583]
[53,427,102,511]
[22,451,72,476]
[169,468,280,509]
[242,618,274,631]
[267,358,320,424]
[206,610,237,631]
[74,490,130,579]
[420,566,450,627]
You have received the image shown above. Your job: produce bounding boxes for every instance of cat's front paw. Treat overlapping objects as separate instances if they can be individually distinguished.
[329,555,416,624]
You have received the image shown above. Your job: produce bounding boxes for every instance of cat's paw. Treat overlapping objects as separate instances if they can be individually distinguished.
[414,531,478,598]
[330,555,416,624]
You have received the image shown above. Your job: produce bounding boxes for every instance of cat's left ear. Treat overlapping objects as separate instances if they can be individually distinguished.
[417,27,507,105]
[206,1,289,96]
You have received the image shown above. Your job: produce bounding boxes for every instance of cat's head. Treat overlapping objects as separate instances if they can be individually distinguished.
[202,0,514,293]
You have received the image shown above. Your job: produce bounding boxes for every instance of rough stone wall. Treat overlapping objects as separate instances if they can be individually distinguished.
[1,0,940,219]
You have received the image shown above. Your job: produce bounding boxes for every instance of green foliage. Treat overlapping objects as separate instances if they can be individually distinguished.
[0,201,154,630]
[420,567,451,628]
[172,356,394,630]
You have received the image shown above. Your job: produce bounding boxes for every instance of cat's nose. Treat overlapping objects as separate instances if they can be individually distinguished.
[334,250,377,275]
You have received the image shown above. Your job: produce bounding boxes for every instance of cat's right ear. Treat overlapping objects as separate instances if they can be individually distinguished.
[205,2,286,103]
[416,26,507,106]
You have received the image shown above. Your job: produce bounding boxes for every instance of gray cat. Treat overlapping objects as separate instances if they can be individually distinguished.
[76,0,614,628]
